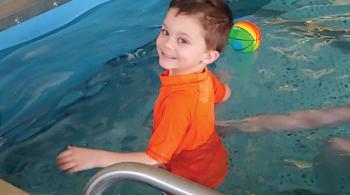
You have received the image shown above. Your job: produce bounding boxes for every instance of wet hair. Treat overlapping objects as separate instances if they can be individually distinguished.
[169,0,233,52]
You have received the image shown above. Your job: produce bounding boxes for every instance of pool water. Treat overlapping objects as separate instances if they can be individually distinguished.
[0,0,350,194]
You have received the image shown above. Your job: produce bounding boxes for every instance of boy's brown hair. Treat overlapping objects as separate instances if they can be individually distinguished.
[169,0,233,52]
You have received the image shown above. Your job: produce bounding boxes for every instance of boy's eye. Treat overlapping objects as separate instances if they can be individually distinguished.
[178,38,188,44]
[161,29,169,36]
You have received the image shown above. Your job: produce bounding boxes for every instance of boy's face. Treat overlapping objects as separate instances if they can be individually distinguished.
[156,8,219,75]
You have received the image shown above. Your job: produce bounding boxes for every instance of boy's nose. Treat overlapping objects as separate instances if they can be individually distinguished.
[164,38,175,50]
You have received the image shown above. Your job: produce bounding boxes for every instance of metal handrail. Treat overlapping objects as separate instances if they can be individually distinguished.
[83,162,222,195]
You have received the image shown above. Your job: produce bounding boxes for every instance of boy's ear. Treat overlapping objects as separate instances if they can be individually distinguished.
[202,50,220,65]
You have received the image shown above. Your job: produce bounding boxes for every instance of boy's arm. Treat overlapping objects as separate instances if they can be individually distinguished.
[217,106,350,135]
[57,146,159,173]
[221,84,231,103]
[208,71,231,103]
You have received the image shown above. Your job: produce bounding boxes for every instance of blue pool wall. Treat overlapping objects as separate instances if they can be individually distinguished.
[0,0,169,148]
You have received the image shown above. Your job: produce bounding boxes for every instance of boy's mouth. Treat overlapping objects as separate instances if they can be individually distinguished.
[161,50,177,60]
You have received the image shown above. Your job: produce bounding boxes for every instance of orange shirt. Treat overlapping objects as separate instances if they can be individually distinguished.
[146,68,228,188]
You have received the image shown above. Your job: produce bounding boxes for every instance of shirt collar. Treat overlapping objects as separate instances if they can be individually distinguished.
[159,68,208,86]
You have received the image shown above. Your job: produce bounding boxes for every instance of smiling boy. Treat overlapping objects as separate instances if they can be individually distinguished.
[57,0,233,188]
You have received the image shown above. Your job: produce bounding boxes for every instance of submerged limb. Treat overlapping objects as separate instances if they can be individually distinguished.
[216,105,350,136]
[326,137,350,154]
[216,119,262,136]
[314,136,350,193]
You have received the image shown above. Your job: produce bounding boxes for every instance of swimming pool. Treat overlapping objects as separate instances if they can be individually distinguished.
[0,0,350,194]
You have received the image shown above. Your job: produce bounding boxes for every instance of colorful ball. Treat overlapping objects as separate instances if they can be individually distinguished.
[228,21,262,53]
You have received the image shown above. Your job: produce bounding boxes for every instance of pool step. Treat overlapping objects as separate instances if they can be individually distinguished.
[0,179,28,195]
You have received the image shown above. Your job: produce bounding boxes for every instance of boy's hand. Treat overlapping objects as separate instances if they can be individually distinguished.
[57,146,99,173]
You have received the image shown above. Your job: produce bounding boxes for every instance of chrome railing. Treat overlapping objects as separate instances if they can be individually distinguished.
[83,162,222,195]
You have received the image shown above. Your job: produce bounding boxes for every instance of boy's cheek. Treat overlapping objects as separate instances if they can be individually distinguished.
[155,36,162,47]
[155,39,162,53]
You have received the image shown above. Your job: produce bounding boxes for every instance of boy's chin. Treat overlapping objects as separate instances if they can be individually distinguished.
[159,62,175,70]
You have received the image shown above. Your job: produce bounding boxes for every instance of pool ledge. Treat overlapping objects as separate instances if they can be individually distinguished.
[0,179,29,195]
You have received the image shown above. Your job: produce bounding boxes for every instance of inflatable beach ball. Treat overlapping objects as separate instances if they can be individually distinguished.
[228,21,262,53]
